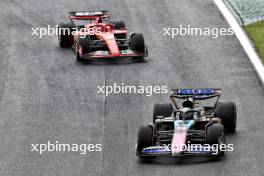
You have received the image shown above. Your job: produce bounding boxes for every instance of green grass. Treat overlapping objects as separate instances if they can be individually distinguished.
[244,20,264,63]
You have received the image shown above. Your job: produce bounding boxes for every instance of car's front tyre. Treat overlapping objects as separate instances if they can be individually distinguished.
[76,35,91,62]
[58,23,75,48]
[136,125,154,156]
[206,123,225,156]
[130,33,147,58]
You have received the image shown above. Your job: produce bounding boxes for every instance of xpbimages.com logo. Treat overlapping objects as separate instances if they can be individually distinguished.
[31,141,102,155]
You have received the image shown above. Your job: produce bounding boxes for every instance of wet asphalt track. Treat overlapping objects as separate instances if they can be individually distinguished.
[0,0,264,176]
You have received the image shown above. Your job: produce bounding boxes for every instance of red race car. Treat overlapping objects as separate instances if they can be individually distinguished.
[58,11,148,61]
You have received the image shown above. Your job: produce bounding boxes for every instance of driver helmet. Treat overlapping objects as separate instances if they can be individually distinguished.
[182,98,194,109]
[181,107,194,120]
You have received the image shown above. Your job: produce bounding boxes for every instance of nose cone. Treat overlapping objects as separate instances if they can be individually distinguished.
[111,50,120,57]
[103,34,120,57]
[171,131,187,155]
[171,120,194,155]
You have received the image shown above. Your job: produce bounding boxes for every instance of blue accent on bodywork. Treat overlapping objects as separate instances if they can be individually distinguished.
[143,148,168,154]
[174,120,194,131]
[177,89,215,95]
[142,146,218,155]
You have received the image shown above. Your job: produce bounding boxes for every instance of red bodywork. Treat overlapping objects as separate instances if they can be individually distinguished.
[69,13,145,59]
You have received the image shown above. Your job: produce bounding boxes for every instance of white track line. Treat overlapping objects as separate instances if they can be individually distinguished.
[213,0,264,87]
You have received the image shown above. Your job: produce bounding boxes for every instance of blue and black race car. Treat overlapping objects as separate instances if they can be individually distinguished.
[136,88,237,158]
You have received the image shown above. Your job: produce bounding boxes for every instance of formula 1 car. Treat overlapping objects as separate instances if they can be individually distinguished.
[58,11,148,61]
[136,88,237,158]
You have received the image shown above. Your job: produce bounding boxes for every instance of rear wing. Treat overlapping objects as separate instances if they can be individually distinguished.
[170,88,221,109]
[170,88,221,100]
[69,11,110,17]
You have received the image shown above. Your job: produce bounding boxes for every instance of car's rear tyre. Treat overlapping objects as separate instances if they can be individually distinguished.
[111,21,126,29]
[76,35,91,62]
[58,23,75,48]
[137,125,154,155]
[206,123,225,156]
[130,33,146,53]
[215,102,237,133]
[153,103,173,123]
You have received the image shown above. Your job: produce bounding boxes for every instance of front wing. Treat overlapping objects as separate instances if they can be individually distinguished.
[83,49,146,59]
[137,145,222,157]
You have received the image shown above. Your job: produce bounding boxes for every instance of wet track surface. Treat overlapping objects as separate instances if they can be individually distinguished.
[0,0,264,176]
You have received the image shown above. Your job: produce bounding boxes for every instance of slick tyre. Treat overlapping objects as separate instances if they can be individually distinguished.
[153,103,173,123]
[215,102,237,133]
